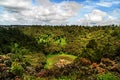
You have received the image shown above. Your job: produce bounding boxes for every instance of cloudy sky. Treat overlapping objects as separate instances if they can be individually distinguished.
[0,0,120,25]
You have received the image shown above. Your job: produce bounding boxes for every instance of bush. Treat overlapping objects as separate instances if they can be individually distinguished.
[11,53,23,61]
[4,60,12,67]
[10,62,24,77]
[111,30,120,38]
[97,72,119,80]
[81,48,102,62]
[0,50,3,55]
[86,39,97,50]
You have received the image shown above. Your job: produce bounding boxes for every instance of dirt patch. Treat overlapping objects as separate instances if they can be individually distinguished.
[54,59,71,68]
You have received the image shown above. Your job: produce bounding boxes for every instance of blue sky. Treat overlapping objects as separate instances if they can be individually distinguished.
[0,0,120,25]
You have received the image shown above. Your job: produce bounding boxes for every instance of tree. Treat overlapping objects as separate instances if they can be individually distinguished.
[86,39,98,50]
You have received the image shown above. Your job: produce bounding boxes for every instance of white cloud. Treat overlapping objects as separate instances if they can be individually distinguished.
[0,0,31,11]
[36,0,52,6]
[96,0,120,7]
[0,0,82,25]
[96,2,112,7]
[110,9,120,19]
[86,9,107,22]
[77,9,107,25]
[76,9,120,26]
[0,0,119,25]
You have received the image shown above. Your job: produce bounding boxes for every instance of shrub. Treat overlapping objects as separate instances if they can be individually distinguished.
[11,53,23,61]
[10,62,24,77]
[111,30,120,38]
[97,72,119,80]
[23,75,37,80]
[81,48,99,62]
[4,60,12,67]
[86,39,97,50]
[0,50,3,55]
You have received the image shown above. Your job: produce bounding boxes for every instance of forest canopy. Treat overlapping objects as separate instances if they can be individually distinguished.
[0,25,120,80]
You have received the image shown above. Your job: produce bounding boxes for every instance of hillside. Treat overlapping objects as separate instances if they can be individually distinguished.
[0,25,120,80]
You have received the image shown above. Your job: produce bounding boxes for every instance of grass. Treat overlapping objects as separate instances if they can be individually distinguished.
[45,53,77,69]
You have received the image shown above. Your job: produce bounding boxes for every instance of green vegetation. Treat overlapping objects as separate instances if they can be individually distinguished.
[10,62,24,77]
[45,53,76,69]
[97,72,120,80]
[0,25,120,80]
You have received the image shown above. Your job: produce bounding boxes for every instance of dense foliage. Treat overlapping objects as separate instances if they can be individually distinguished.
[0,25,120,80]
